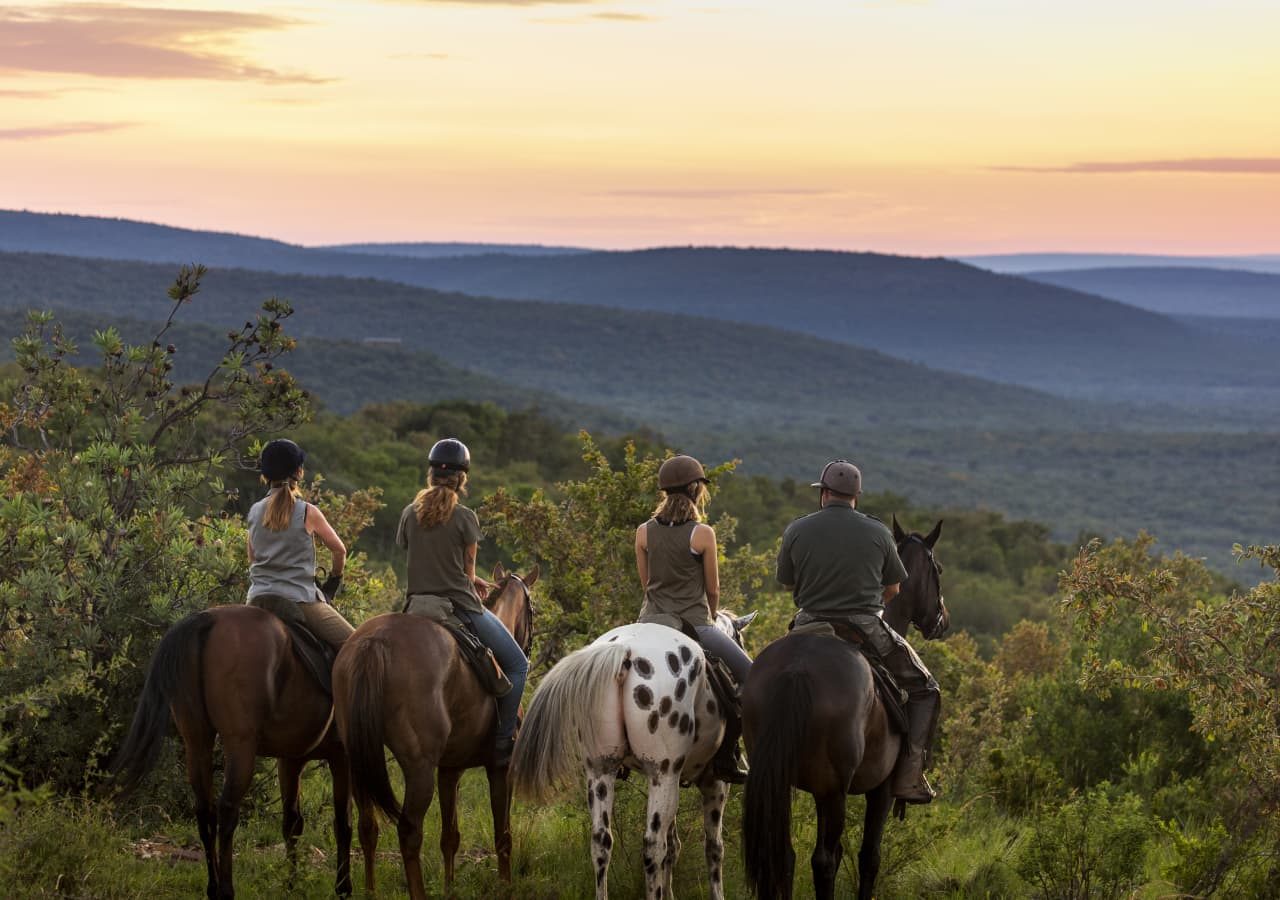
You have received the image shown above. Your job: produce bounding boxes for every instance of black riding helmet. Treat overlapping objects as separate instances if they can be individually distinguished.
[428,438,470,473]
[259,439,306,481]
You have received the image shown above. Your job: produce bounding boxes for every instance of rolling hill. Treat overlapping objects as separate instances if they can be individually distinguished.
[962,252,1280,276]
[1024,267,1280,319]
[5,211,1277,412]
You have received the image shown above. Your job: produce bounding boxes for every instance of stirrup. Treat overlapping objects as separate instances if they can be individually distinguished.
[892,773,936,804]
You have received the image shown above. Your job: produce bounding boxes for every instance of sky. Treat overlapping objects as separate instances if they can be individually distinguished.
[1,0,1278,253]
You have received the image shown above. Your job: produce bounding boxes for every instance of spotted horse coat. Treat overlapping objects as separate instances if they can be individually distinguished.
[510,621,733,900]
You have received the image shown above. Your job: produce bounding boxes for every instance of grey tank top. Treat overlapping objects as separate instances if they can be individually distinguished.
[246,491,321,605]
[638,519,711,628]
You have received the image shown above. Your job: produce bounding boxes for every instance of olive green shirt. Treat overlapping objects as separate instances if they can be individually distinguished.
[638,519,713,628]
[776,505,908,616]
[396,503,484,614]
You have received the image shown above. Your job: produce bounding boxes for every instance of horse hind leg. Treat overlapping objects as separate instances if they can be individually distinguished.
[182,730,219,900]
[397,762,437,900]
[278,758,305,890]
[812,790,848,900]
[485,761,514,882]
[857,781,894,900]
[586,766,618,900]
[437,766,463,887]
[698,779,728,900]
[325,747,355,898]
[214,737,257,900]
[641,774,681,900]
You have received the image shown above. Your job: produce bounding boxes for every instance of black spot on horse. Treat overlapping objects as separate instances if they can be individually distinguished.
[679,645,692,663]
[597,867,605,884]
[659,758,670,774]
[602,832,613,850]
[666,652,681,676]
[668,711,680,728]
[674,755,685,770]
[623,658,631,669]
[674,678,687,701]
[634,657,653,678]
[608,635,618,642]
[678,713,692,734]
[707,698,717,715]
[602,810,609,828]
[596,782,607,801]
[650,812,661,832]
[658,696,672,715]
[648,712,660,733]
[711,808,721,825]
[633,685,653,709]
[588,786,595,807]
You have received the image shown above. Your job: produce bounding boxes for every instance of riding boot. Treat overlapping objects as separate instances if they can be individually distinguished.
[891,693,939,804]
[710,709,748,785]
[493,735,516,768]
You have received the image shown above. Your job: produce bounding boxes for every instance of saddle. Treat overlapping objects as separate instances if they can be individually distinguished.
[401,594,513,698]
[247,596,334,698]
[788,617,908,735]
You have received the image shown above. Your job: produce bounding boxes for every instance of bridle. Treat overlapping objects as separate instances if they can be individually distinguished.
[897,534,947,640]
[487,573,535,656]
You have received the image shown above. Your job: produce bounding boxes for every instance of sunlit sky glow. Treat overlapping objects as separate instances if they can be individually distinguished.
[2,0,1278,253]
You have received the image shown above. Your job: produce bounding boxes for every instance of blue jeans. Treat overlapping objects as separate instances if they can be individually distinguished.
[456,607,528,742]
[693,624,753,685]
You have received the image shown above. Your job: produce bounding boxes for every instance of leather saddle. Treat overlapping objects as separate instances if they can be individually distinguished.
[247,595,334,698]
[788,617,909,734]
[401,594,513,697]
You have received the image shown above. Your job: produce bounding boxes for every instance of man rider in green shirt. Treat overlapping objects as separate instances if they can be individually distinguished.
[777,459,940,804]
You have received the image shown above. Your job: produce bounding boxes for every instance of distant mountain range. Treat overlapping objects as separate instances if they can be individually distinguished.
[962,252,1280,275]
[1023,267,1280,319]
[318,241,589,259]
[3,211,1277,413]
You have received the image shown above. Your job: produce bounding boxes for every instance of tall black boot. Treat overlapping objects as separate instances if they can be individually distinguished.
[892,692,938,803]
[711,709,748,785]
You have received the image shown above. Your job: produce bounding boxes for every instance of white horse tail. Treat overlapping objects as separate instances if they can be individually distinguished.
[510,641,630,804]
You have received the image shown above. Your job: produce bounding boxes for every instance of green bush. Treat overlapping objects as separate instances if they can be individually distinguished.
[1015,786,1155,900]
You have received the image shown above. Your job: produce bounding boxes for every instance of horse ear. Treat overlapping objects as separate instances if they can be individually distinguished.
[892,515,907,543]
[734,611,758,631]
[492,561,506,581]
[924,520,943,549]
[522,563,540,588]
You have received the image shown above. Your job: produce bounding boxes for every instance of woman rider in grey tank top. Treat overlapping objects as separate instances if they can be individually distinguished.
[634,454,752,782]
[246,439,354,650]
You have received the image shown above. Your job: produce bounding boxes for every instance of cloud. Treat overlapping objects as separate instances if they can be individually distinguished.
[0,88,59,98]
[0,4,325,83]
[532,11,657,23]
[0,121,136,140]
[389,51,453,60]
[599,187,844,200]
[995,158,1280,175]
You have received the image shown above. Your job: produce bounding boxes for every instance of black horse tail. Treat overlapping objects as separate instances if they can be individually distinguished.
[112,611,215,795]
[743,668,812,899]
[338,636,401,821]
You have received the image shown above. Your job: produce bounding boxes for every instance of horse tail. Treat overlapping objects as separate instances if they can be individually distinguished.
[510,641,630,804]
[743,668,812,899]
[112,611,215,794]
[337,635,401,821]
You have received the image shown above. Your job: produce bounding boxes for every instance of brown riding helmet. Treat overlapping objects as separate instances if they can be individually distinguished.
[658,455,708,491]
[811,459,862,496]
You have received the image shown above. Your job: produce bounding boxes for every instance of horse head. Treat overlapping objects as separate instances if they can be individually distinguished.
[888,515,949,641]
[713,608,757,649]
[486,561,538,655]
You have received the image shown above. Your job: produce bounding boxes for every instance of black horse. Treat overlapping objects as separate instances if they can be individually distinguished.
[741,518,948,900]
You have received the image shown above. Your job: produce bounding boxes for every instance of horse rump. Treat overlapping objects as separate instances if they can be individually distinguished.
[111,610,216,794]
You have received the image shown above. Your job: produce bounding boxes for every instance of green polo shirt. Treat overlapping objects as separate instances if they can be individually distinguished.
[776,505,908,616]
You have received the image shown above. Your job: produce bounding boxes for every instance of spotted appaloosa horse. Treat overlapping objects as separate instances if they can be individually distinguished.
[510,610,755,900]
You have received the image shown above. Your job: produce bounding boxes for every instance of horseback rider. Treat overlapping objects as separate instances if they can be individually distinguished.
[395,438,529,767]
[246,438,354,650]
[776,459,940,804]
[635,454,752,784]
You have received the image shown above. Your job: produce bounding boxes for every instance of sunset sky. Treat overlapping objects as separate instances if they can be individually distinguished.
[2,0,1278,253]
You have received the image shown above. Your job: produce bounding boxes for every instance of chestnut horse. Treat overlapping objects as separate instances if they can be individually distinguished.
[741,519,948,900]
[112,603,363,900]
[333,563,536,900]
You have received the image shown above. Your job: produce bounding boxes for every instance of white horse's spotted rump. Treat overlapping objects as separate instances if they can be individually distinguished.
[511,619,742,900]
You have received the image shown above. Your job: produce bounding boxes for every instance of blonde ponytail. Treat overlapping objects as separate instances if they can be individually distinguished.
[262,477,302,531]
[651,481,708,526]
[415,470,467,528]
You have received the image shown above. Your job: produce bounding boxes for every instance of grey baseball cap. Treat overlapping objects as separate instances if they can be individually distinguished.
[811,459,862,495]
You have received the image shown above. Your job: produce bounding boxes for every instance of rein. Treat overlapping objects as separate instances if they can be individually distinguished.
[897,534,946,639]
[487,573,535,655]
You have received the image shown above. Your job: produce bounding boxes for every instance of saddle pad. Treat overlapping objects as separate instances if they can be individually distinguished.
[247,596,334,698]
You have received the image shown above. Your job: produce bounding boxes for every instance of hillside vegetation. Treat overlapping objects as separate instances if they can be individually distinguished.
[1026,266,1280,318]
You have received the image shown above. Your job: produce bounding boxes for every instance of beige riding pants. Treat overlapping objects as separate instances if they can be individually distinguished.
[300,601,355,649]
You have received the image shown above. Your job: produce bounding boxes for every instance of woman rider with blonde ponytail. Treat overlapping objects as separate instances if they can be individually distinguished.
[246,439,354,649]
[395,438,529,766]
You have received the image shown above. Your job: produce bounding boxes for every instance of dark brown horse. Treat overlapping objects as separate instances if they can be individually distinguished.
[333,563,536,900]
[112,603,362,900]
[741,520,948,900]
